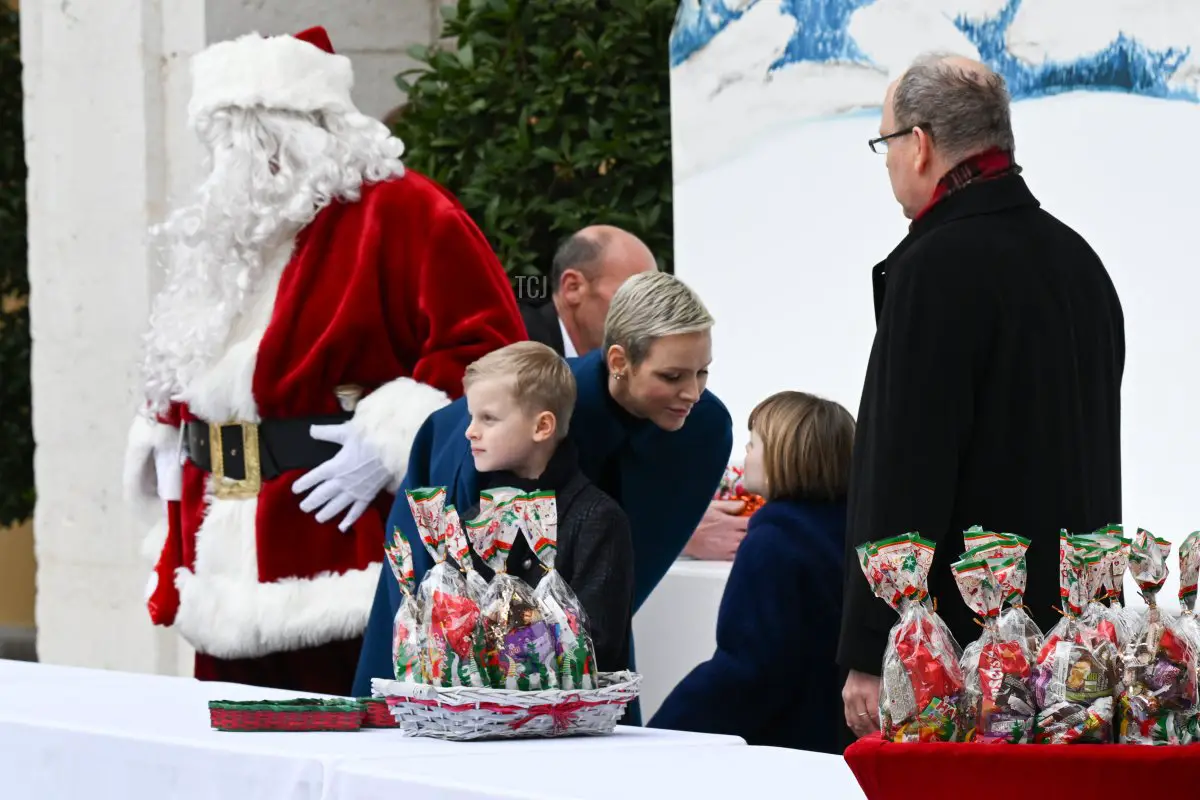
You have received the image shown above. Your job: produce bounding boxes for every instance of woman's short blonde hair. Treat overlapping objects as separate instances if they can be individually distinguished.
[602,272,714,367]
[749,391,856,503]
[463,341,577,439]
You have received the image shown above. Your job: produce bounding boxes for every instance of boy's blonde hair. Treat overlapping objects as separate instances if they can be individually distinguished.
[749,391,855,503]
[602,272,714,367]
[463,341,577,439]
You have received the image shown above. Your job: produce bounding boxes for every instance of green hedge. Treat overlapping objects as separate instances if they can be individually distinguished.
[0,7,31,527]
[392,0,676,280]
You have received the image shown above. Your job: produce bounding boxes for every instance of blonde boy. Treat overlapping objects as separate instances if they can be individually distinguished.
[459,342,635,672]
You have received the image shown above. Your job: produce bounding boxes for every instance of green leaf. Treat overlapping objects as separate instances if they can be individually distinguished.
[457,43,474,69]
[407,43,431,63]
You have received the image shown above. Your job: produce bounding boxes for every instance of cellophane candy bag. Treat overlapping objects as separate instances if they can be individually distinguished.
[522,490,599,690]
[954,557,1036,743]
[384,525,427,683]
[1117,529,1198,745]
[714,465,765,517]
[1176,531,1200,740]
[444,503,489,606]
[859,533,965,742]
[961,528,1044,655]
[1178,531,1200,648]
[407,488,485,688]
[473,490,559,690]
[1032,533,1120,743]
[1077,528,1134,649]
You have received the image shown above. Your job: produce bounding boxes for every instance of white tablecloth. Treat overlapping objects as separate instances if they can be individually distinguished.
[0,660,769,800]
[329,744,866,800]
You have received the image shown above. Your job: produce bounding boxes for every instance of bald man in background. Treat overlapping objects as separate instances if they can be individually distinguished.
[521,225,657,357]
[520,225,750,562]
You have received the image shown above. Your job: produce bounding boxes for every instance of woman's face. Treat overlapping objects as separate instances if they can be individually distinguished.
[742,429,767,498]
[611,331,712,431]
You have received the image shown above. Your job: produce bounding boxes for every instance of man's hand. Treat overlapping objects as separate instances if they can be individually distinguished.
[843,669,882,738]
[291,423,391,532]
[681,500,749,561]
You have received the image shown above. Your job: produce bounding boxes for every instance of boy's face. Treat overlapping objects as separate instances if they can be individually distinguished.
[464,377,554,473]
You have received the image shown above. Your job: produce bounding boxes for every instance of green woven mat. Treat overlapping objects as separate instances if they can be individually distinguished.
[208,698,363,713]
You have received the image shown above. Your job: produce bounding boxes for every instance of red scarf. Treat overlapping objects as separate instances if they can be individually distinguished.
[912,147,1020,224]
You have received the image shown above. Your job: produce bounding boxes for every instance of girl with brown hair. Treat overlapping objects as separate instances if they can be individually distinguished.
[648,391,854,754]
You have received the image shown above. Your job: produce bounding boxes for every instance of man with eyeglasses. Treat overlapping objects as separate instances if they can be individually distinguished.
[837,53,1125,741]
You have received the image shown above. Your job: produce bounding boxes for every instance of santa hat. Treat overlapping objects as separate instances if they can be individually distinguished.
[188,26,356,124]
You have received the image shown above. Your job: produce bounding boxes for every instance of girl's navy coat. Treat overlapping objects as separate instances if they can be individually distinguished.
[352,349,732,696]
[647,498,847,754]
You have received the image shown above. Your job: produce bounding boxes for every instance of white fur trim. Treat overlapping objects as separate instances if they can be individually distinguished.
[172,491,382,658]
[123,416,179,503]
[349,377,452,493]
[189,32,356,125]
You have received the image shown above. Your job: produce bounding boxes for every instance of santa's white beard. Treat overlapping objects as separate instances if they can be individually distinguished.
[139,106,404,415]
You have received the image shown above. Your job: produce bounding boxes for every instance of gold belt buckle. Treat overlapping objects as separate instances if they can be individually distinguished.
[209,421,262,499]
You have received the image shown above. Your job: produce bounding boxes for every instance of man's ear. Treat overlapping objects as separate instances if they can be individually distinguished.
[532,411,557,443]
[912,126,934,175]
[558,268,586,305]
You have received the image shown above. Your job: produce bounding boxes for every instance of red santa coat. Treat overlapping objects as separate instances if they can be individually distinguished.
[128,170,526,669]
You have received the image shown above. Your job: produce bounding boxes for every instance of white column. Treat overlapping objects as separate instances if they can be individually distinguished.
[24,0,206,675]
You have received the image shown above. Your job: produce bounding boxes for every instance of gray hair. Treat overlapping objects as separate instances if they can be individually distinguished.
[550,230,608,293]
[602,272,714,367]
[892,52,1015,164]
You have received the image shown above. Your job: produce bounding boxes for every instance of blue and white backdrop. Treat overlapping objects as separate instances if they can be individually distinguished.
[669,0,1200,602]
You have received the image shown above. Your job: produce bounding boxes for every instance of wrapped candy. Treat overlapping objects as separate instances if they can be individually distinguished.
[473,490,559,690]
[714,465,765,517]
[444,503,489,606]
[384,525,427,683]
[953,557,1036,743]
[522,490,599,690]
[859,533,965,742]
[1076,528,1134,648]
[1117,529,1198,745]
[1032,533,1120,744]
[960,527,1043,654]
[407,488,486,688]
[1178,531,1200,645]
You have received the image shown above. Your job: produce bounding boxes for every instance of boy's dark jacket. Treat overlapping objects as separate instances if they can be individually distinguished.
[648,498,848,754]
[353,349,733,696]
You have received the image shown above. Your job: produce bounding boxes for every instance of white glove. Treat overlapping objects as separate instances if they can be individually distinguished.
[291,422,391,533]
[124,416,182,504]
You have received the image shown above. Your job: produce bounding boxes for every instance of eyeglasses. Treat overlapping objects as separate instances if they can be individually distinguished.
[867,124,928,155]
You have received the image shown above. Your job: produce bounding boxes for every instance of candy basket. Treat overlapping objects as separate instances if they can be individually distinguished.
[371,671,641,741]
[844,734,1200,799]
[208,698,365,732]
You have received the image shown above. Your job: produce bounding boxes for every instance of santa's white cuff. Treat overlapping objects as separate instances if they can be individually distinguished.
[124,416,182,504]
[347,377,450,493]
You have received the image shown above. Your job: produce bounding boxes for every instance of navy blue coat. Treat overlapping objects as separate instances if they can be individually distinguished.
[647,498,847,754]
[352,348,733,696]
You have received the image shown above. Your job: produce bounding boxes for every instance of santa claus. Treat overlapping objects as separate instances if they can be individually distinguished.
[123,26,526,694]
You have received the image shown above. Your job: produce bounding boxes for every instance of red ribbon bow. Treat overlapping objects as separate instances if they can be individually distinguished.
[507,696,612,732]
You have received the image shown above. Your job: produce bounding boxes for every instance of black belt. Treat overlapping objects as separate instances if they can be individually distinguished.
[185,413,353,494]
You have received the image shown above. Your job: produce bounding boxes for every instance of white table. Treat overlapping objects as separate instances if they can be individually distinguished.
[329,743,866,799]
[0,660,749,800]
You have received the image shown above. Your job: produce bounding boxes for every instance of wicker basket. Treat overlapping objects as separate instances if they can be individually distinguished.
[371,671,642,741]
[208,698,365,732]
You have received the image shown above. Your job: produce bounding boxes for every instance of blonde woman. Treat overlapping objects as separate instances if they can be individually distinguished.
[354,272,734,708]
[648,391,855,753]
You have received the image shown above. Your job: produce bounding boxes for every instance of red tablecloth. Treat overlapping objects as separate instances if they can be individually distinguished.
[845,734,1200,799]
